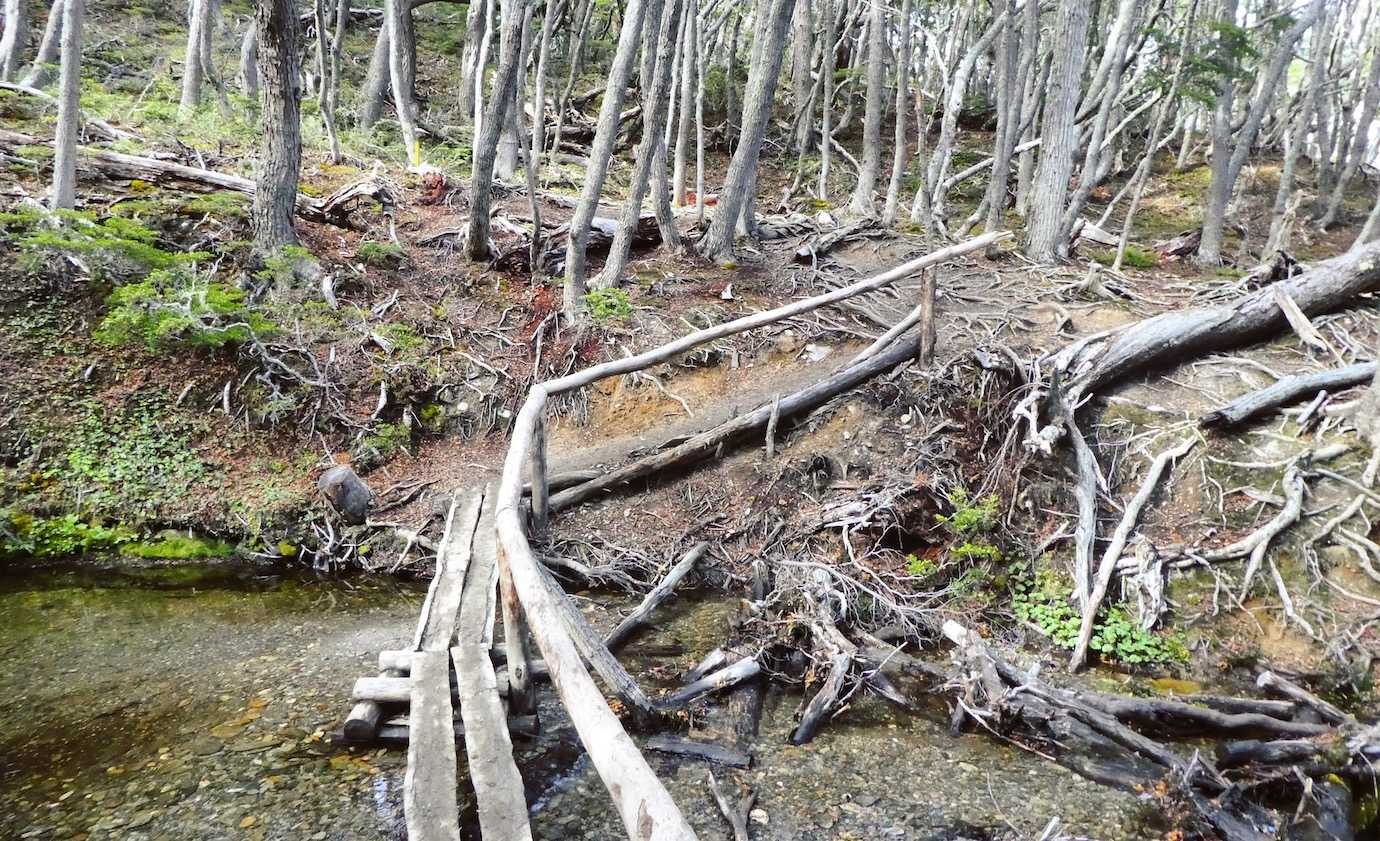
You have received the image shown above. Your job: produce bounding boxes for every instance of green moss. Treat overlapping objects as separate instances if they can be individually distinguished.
[1092,244,1159,268]
[583,288,634,322]
[356,239,407,267]
[121,532,233,560]
[95,267,277,350]
[0,208,205,279]
[1,512,136,559]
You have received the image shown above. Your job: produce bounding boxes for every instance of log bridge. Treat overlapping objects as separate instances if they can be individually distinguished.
[337,232,1011,841]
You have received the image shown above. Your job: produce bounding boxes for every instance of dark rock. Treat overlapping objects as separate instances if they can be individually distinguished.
[317,465,372,524]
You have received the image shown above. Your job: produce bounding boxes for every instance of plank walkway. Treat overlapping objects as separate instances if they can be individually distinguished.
[402,486,533,841]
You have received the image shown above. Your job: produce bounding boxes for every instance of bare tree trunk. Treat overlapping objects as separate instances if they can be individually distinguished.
[697,0,794,262]
[789,0,810,112]
[1267,5,1329,253]
[1320,38,1380,229]
[358,21,388,127]
[473,0,495,129]
[494,0,523,181]
[198,0,232,118]
[238,21,259,97]
[466,0,528,260]
[598,0,683,287]
[671,0,695,205]
[514,2,542,270]
[548,0,594,159]
[180,0,209,116]
[881,0,913,227]
[49,0,79,210]
[846,0,883,217]
[1022,0,1089,262]
[386,0,421,165]
[320,0,347,162]
[529,0,562,169]
[974,0,1027,239]
[1356,183,1380,249]
[562,0,649,316]
[693,5,705,226]
[817,0,834,201]
[252,0,302,252]
[1197,1,1316,266]
[1,0,29,81]
[21,0,59,87]
[457,0,489,123]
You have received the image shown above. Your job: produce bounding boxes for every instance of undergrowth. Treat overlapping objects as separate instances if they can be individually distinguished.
[1012,568,1189,666]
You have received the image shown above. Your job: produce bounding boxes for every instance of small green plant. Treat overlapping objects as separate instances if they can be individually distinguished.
[356,239,407,267]
[2,512,136,559]
[904,553,936,576]
[952,541,1003,563]
[95,267,277,350]
[583,288,634,322]
[1215,265,1248,279]
[937,488,1000,535]
[361,421,412,462]
[121,532,233,560]
[1012,568,1188,665]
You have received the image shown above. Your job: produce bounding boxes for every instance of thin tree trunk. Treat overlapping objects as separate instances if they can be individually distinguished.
[473,0,495,129]
[466,0,528,260]
[514,2,543,270]
[321,0,347,162]
[49,0,79,210]
[881,0,914,226]
[671,0,695,205]
[238,21,259,97]
[1356,182,1380,249]
[386,0,420,165]
[179,0,209,117]
[694,4,705,226]
[494,0,523,181]
[846,0,884,216]
[252,0,302,252]
[698,0,794,262]
[561,0,649,316]
[974,0,1024,239]
[817,0,834,201]
[598,0,683,287]
[790,0,809,111]
[529,0,561,171]
[198,0,232,119]
[548,0,594,159]
[457,0,489,122]
[21,0,59,87]
[358,21,388,127]
[1,0,30,81]
[1022,0,1090,262]
[312,0,327,98]
[1320,37,1380,229]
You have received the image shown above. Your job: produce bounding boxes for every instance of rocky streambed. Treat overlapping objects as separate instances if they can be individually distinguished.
[0,563,1157,840]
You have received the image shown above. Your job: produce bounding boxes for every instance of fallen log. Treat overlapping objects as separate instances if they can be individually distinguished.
[793,217,884,262]
[0,128,395,230]
[549,338,920,511]
[1052,238,1380,409]
[343,666,404,742]
[605,542,708,652]
[1200,362,1375,429]
[644,735,751,768]
[1255,670,1352,726]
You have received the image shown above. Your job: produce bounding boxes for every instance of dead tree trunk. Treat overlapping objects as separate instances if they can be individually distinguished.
[1022,0,1089,262]
[465,0,527,261]
[561,0,648,317]
[1319,39,1380,230]
[252,0,302,252]
[846,0,883,217]
[0,0,26,82]
[386,0,420,165]
[21,0,59,87]
[238,21,258,97]
[596,0,682,288]
[49,0,79,210]
[180,0,209,116]
[697,0,795,262]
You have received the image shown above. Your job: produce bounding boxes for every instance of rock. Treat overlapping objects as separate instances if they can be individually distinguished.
[190,737,223,757]
[317,465,372,525]
[749,808,769,826]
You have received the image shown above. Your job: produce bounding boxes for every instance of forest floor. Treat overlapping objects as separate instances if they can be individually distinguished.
[2,0,1380,836]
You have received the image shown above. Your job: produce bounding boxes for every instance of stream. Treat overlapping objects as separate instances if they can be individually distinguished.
[0,562,1156,840]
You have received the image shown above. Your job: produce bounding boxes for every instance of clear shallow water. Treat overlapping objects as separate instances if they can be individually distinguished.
[0,563,1151,840]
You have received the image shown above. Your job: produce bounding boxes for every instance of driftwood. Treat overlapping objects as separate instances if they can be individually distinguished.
[549,339,919,511]
[789,651,852,746]
[793,217,884,262]
[0,128,395,230]
[496,214,661,274]
[1255,670,1352,726]
[605,542,708,652]
[1200,362,1375,428]
[645,735,751,768]
[662,656,763,708]
[706,771,754,841]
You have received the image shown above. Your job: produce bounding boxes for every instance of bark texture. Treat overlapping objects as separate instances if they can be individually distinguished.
[252,0,302,252]
[49,0,80,210]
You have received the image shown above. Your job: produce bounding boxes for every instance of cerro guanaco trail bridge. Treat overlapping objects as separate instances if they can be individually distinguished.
[336,232,1008,841]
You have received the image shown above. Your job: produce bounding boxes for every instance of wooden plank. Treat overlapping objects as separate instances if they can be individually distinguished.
[404,650,461,841]
[452,644,533,841]
[413,490,485,651]
[457,484,501,648]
